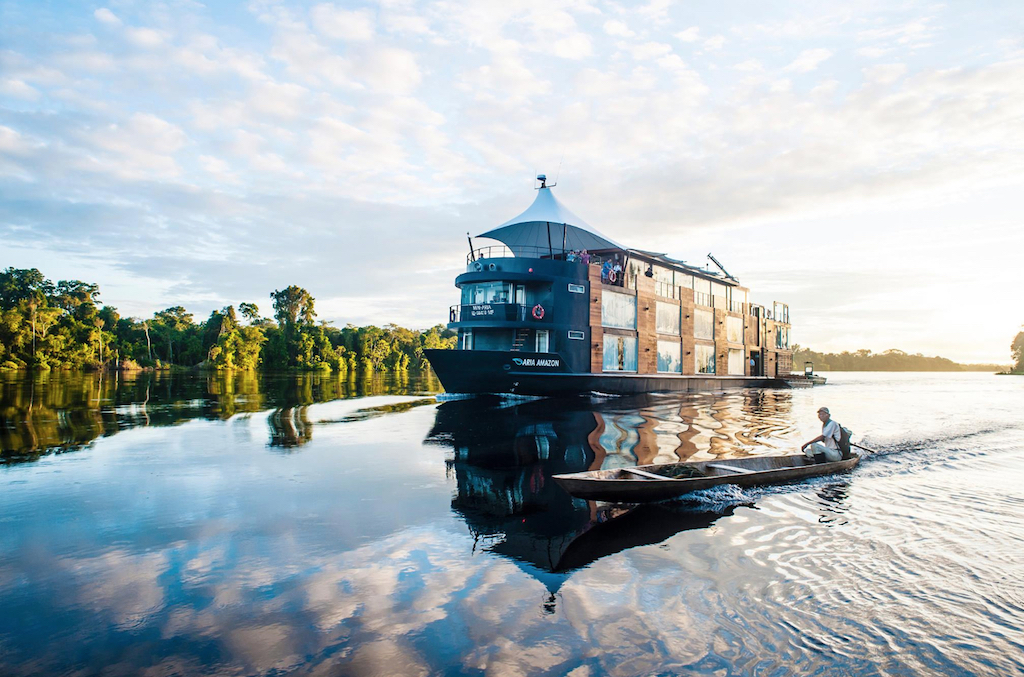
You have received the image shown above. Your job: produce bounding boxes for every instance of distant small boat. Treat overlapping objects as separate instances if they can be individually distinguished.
[553,453,860,502]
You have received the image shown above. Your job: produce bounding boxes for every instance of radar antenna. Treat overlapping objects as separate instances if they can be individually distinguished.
[536,173,556,189]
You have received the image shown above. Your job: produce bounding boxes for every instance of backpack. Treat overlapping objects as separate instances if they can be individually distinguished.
[833,422,853,459]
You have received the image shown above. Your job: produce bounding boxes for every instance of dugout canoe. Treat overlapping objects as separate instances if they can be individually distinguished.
[552,453,861,503]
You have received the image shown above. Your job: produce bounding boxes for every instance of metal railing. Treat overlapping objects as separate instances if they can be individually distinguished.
[450,303,550,323]
[468,245,609,266]
[694,292,712,307]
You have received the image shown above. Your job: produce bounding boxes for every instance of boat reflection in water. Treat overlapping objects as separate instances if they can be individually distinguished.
[425,389,805,596]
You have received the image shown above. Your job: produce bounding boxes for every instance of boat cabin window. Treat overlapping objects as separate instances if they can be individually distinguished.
[657,340,682,373]
[656,301,681,336]
[567,331,585,340]
[514,284,525,305]
[602,291,637,330]
[459,329,474,350]
[461,282,510,305]
[603,335,637,372]
[695,343,716,374]
[535,330,549,353]
[694,308,714,340]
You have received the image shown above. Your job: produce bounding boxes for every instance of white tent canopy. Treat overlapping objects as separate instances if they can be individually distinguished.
[476,187,626,257]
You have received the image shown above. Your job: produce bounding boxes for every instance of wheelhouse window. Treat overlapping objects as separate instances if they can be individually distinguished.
[656,301,681,335]
[695,343,716,374]
[459,329,473,350]
[603,335,637,372]
[602,291,637,329]
[657,340,681,373]
[461,282,510,305]
[694,308,714,341]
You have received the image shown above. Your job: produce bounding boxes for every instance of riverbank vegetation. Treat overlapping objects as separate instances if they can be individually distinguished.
[1009,328,1024,374]
[792,345,1008,372]
[0,268,455,372]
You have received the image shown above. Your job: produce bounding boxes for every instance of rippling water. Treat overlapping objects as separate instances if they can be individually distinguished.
[1,370,1022,676]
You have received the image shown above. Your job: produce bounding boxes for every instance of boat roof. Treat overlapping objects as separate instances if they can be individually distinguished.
[628,248,741,286]
[477,186,627,256]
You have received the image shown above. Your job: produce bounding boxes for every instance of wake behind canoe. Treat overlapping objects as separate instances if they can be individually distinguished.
[552,453,861,503]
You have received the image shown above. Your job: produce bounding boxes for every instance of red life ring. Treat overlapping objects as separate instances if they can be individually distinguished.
[608,270,617,283]
[532,304,545,320]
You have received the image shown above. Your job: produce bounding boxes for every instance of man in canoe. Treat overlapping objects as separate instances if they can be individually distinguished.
[801,407,842,462]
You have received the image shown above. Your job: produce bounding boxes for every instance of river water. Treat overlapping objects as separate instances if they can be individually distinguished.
[1,371,1022,676]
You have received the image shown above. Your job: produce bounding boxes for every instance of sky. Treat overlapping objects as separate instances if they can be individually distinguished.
[1,0,1022,364]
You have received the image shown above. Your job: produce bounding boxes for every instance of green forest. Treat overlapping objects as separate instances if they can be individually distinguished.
[792,345,1010,372]
[0,268,456,373]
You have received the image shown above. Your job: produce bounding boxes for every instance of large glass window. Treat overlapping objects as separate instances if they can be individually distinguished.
[695,344,716,374]
[603,335,637,372]
[694,308,714,340]
[657,340,681,373]
[656,301,681,335]
[728,348,745,375]
[459,329,473,350]
[727,316,744,343]
[602,291,636,329]
[461,282,510,305]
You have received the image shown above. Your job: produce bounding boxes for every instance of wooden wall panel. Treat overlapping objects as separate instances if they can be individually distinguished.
[636,275,657,374]
[681,293,695,375]
[588,266,604,373]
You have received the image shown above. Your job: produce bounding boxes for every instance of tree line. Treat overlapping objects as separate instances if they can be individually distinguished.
[792,345,1009,372]
[0,268,456,372]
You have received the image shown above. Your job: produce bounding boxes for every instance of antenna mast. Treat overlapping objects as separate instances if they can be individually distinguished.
[707,253,736,281]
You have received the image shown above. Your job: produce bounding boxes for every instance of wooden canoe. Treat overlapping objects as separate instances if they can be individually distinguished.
[552,453,861,503]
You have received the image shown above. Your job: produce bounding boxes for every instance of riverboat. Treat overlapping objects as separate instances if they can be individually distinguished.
[424,176,795,396]
[552,453,862,503]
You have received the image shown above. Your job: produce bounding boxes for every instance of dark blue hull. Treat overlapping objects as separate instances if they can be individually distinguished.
[424,349,786,396]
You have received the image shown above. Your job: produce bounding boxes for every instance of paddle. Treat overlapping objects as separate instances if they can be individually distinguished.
[852,442,882,454]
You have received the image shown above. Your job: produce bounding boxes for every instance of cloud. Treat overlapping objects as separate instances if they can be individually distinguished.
[784,48,833,73]
[675,27,700,43]
[125,27,168,48]
[604,20,635,38]
[862,63,907,85]
[733,59,764,73]
[94,8,121,26]
[311,4,376,41]
[0,78,40,100]
[627,42,673,61]
[703,35,726,51]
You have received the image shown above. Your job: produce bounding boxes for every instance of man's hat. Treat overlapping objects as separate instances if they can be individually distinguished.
[818,407,830,414]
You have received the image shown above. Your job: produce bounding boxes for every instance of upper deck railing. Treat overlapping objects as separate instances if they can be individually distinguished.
[468,245,609,266]
[450,303,552,323]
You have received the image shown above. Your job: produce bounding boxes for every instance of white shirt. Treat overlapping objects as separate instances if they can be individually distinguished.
[822,420,840,450]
